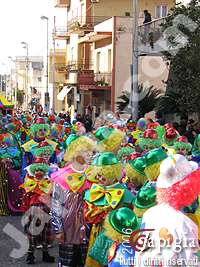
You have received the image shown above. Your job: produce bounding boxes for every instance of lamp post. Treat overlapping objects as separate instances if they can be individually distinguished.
[52,16,56,113]
[41,15,49,112]
[21,41,29,109]
[131,0,139,120]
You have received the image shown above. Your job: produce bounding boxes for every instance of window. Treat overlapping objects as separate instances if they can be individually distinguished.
[81,3,84,24]
[81,3,84,16]
[96,52,101,73]
[156,5,168,18]
[108,49,111,73]
[89,44,94,69]
[125,12,130,17]
[71,47,75,63]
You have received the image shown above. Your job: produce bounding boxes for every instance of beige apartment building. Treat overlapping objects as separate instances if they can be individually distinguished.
[49,48,67,112]
[53,0,175,114]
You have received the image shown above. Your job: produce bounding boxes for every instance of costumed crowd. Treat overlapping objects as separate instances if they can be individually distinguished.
[1,111,200,267]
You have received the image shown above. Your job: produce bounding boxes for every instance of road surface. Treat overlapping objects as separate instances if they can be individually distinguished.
[0,216,58,267]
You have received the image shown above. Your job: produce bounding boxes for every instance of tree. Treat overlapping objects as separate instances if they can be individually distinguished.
[155,91,181,114]
[160,0,200,116]
[116,85,162,117]
[17,89,24,107]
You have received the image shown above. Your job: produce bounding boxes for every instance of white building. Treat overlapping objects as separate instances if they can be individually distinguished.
[12,56,44,108]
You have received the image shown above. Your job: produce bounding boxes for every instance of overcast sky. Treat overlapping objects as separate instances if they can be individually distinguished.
[0,0,66,73]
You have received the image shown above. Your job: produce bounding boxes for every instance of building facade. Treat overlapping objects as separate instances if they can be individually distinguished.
[49,48,67,112]
[53,0,175,114]
[12,56,44,109]
[0,74,8,98]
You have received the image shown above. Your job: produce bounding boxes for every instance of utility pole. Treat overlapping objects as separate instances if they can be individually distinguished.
[21,42,29,109]
[41,16,49,112]
[131,0,139,120]
[0,74,2,94]
[46,19,49,95]
[26,46,29,107]
[52,16,56,112]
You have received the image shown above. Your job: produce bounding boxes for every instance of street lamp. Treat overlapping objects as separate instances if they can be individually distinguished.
[131,0,139,120]
[52,16,56,113]
[41,15,49,112]
[21,41,29,109]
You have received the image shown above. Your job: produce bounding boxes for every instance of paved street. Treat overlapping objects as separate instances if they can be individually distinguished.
[0,216,58,267]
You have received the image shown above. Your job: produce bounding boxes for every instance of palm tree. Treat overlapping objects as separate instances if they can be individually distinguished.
[155,91,181,115]
[116,85,163,117]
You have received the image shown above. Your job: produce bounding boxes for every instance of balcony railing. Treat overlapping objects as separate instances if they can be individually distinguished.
[55,63,68,73]
[66,60,94,71]
[78,70,94,85]
[53,27,69,40]
[78,71,112,90]
[55,60,94,74]
[138,16,168,54]
[68,16,110,33]
[94,73,112,86]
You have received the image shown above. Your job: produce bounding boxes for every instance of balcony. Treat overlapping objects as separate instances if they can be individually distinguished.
[138,16,169,55]
[53,27,69,40]
[78,70,94,85]
[55,60,94,77]
[54,0,70,8]
[79,72,112,91]
[94,73,111,86]
[68,16,110,34]
[55,63,68,73]
[66,60,94,72]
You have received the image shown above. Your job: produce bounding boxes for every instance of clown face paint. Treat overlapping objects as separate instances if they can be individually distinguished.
[39,151,52,163]
[36,128,48,141]
[176,148,187,156]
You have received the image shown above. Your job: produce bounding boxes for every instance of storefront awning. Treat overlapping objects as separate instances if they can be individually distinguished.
[57,86,72,101]
[0,95,14,108]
